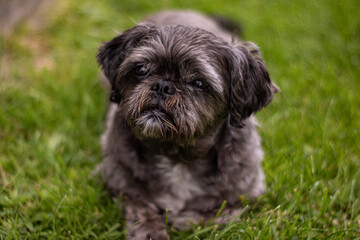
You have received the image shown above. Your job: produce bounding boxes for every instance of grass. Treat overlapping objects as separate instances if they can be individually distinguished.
[1,0,359,239]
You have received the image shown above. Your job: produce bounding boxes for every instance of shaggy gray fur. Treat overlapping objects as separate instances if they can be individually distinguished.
[96,10,279,240]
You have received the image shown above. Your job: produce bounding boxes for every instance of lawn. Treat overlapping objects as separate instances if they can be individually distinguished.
[1,0,359,239]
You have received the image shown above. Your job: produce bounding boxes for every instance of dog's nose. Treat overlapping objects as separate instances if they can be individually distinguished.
[151,80,175,96]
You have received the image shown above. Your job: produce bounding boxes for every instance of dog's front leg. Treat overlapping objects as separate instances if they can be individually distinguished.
[125,197,168,240]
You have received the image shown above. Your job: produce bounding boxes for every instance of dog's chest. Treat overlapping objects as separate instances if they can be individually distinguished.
[153,156,204,213]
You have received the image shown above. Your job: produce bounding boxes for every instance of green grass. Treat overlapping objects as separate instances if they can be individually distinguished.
[1,0,359,239]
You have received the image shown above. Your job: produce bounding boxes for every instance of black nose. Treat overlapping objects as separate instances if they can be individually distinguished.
[151,80,175,96]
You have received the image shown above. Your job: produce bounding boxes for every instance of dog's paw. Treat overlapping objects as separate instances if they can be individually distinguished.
[127,227,168,240]
[147,230,169,240]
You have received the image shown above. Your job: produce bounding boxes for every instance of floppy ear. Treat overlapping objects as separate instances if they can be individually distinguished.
[227,42,279,127]
[97,24,156,102]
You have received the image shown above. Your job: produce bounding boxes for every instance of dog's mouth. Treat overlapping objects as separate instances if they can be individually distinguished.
[142,105,165,114]
[141,102,172,116]
[141,105,176,126]
[133,102,179,139]
[142,108,169,122]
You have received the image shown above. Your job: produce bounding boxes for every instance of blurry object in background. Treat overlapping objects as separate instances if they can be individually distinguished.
[0,0,45,37]
[210,14,243,38]
[0,0,54,80]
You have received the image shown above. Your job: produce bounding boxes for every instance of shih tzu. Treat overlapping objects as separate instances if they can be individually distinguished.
[96,10,279,240]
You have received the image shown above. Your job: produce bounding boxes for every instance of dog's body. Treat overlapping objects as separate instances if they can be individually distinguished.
[97,10,278,240]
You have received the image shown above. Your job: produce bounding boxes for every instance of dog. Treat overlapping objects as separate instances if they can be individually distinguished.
[96,10,279,240]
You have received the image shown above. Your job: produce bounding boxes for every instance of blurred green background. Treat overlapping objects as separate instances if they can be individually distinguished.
[0,0,359,239]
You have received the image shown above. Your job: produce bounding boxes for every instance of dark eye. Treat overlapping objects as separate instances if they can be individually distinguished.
[191,80,207,89]
[133,65,149,77]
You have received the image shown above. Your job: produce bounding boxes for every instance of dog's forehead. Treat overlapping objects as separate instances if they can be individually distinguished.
[153,25,223,55]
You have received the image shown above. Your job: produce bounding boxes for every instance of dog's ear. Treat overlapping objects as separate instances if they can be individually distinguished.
[97,24,156,102]
[226,41,279,127]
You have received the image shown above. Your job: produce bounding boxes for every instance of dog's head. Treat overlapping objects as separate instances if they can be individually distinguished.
[97,24,279,145]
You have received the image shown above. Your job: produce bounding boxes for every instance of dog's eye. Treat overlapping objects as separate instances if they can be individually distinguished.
[133,65,149,77]
[191,80,207,89]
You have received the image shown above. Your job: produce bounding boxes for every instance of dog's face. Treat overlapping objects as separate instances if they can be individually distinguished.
[97,24,278,145]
